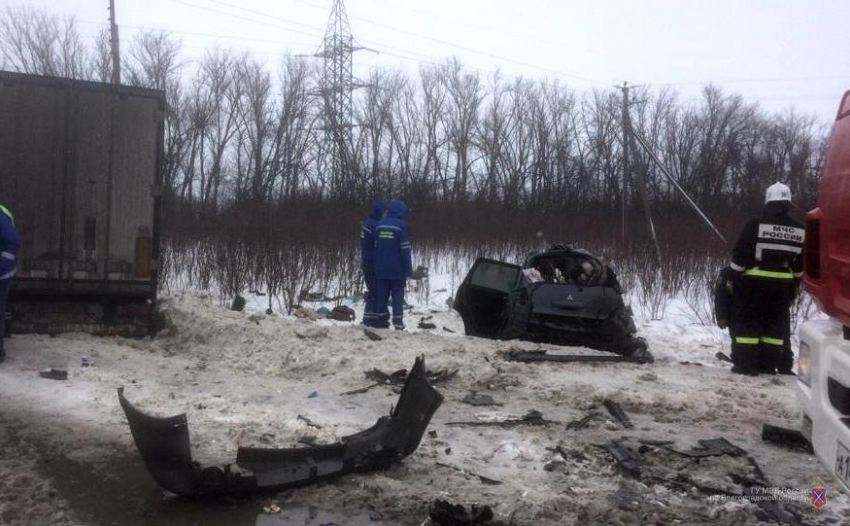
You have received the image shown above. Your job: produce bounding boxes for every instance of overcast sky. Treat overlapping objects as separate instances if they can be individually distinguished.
[12,0,850,125]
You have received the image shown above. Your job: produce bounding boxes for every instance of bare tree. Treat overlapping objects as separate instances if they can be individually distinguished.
[0,5,88,78]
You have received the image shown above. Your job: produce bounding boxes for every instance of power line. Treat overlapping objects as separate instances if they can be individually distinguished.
[645,75,850,87]
[192,0,610,86]
[77,19,316,49]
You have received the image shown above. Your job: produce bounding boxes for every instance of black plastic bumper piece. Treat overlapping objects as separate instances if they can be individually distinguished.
[118,356,443,498]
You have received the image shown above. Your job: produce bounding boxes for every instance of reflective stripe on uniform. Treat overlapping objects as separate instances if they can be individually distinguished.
[380,225,402,231]
[755,242,802,262]
[0,269,15,280]
[0,251,13,261]
[794,271,804,278]
[730,261,746,272]
[379,231,395,239]
[761,336,784,346]
[735,336,760,345]
[0,204,13,226]
[743,267,794,280]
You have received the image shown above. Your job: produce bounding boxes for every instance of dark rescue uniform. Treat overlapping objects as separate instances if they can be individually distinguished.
[730,202,804,374]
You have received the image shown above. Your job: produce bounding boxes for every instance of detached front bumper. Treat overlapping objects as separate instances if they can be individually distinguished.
[118,356,443,498]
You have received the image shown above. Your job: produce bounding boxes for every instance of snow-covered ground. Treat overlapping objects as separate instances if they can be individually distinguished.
[1,277,847,525]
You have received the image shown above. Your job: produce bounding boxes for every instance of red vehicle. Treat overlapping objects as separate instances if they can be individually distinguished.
[797,90,850,491]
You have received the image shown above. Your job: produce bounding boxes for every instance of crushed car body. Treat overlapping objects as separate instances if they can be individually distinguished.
[118,356,443,498]
[454,243,652,362]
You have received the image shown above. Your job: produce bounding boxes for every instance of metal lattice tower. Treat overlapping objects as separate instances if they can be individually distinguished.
[316,0,362,195]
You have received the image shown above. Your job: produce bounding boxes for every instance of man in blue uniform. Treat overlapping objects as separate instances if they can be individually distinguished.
[374,199,413,330]
[360,200,386,327]
[0,203,20,363]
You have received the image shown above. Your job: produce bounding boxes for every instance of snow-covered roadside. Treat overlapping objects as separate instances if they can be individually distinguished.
[0,291,847,525]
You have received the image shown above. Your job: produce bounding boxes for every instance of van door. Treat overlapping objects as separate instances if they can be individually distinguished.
[453,258,522,337]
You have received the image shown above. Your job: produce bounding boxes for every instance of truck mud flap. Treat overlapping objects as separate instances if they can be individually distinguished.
[118,356,443,498]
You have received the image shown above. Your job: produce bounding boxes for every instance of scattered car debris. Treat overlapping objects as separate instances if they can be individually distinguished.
[637,438,675,447]
[565,412,602,431]
[443,327,456,333]
[446,410,555,428]
[306,391,318,399]
[761,423,814,454]
[461,392,502,407]
[436,462,502,486]
[294,326,329,340]
[262,503,281,514]
[339,383,380,396]
[81,357,91,367]
[296,415,322,429]
[328,305,356,322]
[39,368,68,380]
[603,400,634,429]
[551,445,589,463]
[364,367,458,386]
[316,307,331,317]
[364,328,383,341]
[598,440,640,478]
[418,321,438,330]
[118,356,443,498]
[429,499,494,526]
[544,460,567,472]
[671,438,746,458]
[293,306,322,321]
[411,266,429,281]
[365,368,408,385]
[505,349,650,364]
[715,351,733,363]
[230,295,246,312]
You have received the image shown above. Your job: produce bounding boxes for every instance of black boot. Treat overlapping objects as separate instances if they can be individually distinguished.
[731,365,758,376]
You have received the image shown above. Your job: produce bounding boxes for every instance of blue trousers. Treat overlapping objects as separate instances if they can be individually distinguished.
[375,279,406,328]
[362,273,378,327]
[0,278,10,355]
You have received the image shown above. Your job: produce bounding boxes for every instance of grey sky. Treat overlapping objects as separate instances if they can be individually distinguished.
[13,0,850,124]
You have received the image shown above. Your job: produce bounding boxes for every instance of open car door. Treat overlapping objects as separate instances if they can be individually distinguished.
[453,258,522,338]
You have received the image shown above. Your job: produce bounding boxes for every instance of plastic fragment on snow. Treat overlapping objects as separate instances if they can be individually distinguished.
[603,400,634,429]
[429,498,494,525]
[761,424,814,454]
[461,392,501,407]
[671,437,746,458]
[598,441,640,478]
[39,368,68,380]
[715,351,733,363]
[565,411,603,431]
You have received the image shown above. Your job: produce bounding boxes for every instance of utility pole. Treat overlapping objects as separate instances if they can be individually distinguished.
[620,82,662,265]
[620,82,630,243]
[108,0,121,84]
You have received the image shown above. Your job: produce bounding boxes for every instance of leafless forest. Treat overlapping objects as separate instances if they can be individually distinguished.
[0,6,826,320]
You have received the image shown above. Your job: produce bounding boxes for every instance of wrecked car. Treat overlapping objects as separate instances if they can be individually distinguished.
[454,243,651,362]
[118,356,443,498]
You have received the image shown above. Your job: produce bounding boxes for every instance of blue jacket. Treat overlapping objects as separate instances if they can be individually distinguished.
[360,201,386,277]
[0,204,20,281]
[375,199,413,281]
